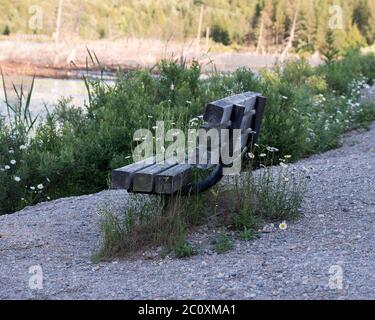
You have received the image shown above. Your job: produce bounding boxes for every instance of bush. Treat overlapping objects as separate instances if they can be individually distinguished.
[212,234,234,254]
[238,228,260,241]
[211,24,231,46]
[173,242,197,258]
[2,25,10,36]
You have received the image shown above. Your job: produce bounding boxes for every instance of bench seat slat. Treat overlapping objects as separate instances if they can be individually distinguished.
[154,164,192,194]
[112,158,154,189]
[132,162,177,193]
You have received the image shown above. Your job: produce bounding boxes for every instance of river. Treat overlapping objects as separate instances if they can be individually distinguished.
[0,76,98,120]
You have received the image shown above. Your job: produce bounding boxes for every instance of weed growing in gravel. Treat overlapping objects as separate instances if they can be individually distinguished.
[94,147,307,260]
[238,228,260,241]
[212,234,234,254]
[173,242,197,258]
[93,192,206,260]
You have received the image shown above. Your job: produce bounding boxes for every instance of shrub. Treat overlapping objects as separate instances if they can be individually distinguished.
[173,242,197,258]
[238,228,260,241]
[211,24,231,46]
[93,192,205,260]
[212,234,234,254]
[2,25,10,36]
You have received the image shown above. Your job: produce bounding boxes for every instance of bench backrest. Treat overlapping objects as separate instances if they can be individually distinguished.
[201,92,266,162]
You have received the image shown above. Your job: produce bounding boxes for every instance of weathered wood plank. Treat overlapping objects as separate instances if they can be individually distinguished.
[231,104,245,129]
[132,162,177,193]
[112,158,154,190]
[251,96,267,144]
[154,164,192,194]
[240,109,256,131]
[203,92,259,125]
[188,146,218,169]
[242,93,258,113]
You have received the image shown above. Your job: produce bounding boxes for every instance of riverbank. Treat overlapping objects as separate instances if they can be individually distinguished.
[0,38,322,79]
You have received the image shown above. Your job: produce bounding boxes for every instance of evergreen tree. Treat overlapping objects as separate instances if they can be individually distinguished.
[352,0,373,44]
[321,29,340,63]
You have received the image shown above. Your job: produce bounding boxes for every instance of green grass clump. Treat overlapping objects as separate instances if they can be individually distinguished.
[173,242,197,258]
[212,234,234,254]
[238,228,260,241]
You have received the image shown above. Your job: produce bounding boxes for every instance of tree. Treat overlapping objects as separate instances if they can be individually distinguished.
[321,29,340,63]
[211,24,231,46]
[280,1,299,62]
[2,25,10,36]
[345,24,367,49]
[352,0,373,44]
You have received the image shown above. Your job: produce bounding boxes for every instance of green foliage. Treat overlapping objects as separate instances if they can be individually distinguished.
[238,228,260,241]
[212,234,234,254]
[94,192,205,260]
[1,51,375,214]
[211,24,231,46]
[173,242,197,258]
[352,0,374,44]
[0,0,373,51]
[2,24,10,35]
[321,30,340,63]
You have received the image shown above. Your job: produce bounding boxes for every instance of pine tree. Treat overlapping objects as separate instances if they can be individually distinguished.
[352,0,373,44]
[321,29,340,63]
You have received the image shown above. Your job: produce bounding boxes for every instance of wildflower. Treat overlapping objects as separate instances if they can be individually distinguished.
[152,126,158,129]
[19,145,27,150]
[259,153,266,158]
[284,155,292,159]
[266,146,279,153]
[282,96,288,100]
[4,165,10,170]
[186,101,192,105]
[125,156,131,160]
[147,115,153,119]
[248,152,255,159]
[13,176,21,182]
[30,186,35,190]
[170,83,175,91]
[37,184,44,190]
[10,160,16,165]
[8,149,14,154]
[280,162,288,169]
[279,221,287,230]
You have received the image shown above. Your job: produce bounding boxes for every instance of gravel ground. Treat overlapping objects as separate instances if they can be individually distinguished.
[1,120,374,300]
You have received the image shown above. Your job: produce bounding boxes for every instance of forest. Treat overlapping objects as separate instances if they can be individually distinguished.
[0,0,374,53]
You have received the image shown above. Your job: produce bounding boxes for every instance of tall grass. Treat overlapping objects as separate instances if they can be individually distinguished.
[94,145,308,260]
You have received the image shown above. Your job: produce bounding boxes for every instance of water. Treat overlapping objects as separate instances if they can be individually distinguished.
[0,76,90,119]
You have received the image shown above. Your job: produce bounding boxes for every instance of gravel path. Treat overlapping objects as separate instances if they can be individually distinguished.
[1,121,375,300]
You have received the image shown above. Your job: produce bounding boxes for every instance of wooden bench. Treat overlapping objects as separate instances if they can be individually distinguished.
[112,92,267,195]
